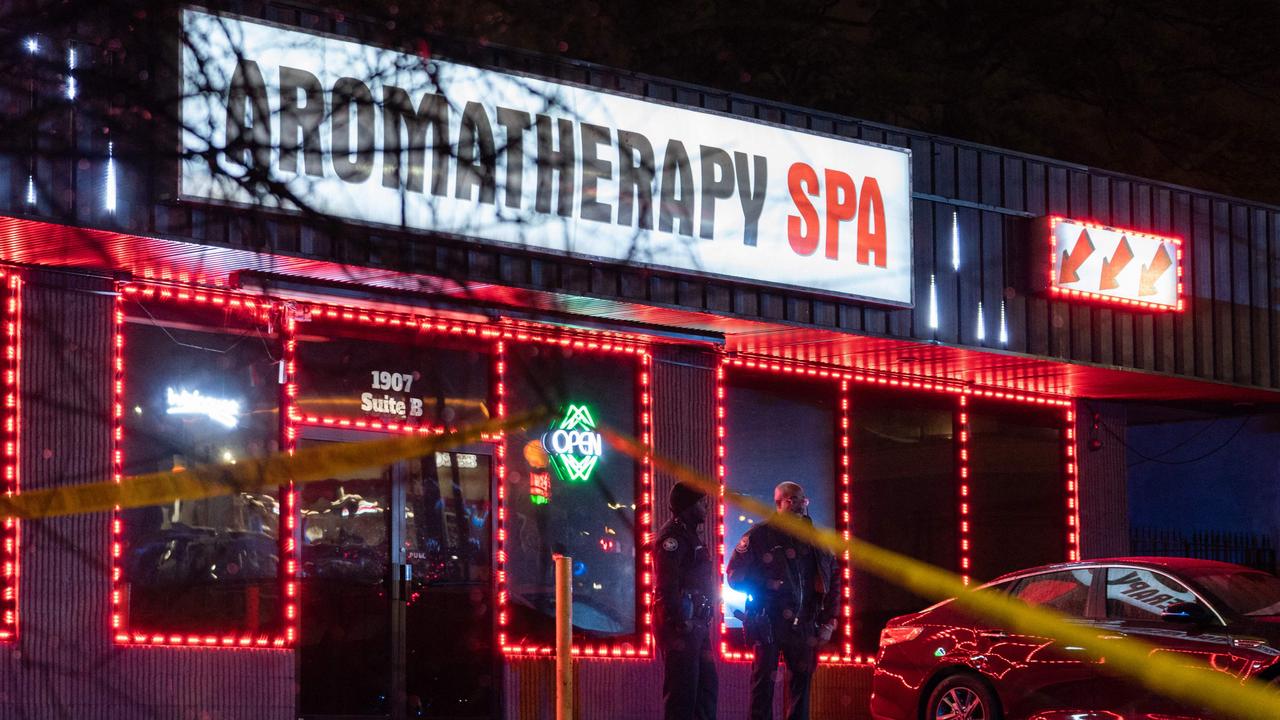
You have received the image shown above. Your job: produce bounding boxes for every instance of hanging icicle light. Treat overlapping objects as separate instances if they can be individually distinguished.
[951,210,960,271]
[999,299,1009,345]
[66,47,77,101]
[976,301,986,341]
[105,141,117,214]
[928,273,939,330]
[25,176,36,206]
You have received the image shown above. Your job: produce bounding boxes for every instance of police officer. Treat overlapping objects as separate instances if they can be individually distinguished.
[727,481,841,720]
[653,482,718,720]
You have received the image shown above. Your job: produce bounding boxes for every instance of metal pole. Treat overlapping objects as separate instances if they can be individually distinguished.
[554,553,573,720]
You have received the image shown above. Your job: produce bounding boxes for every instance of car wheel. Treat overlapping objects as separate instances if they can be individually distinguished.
[925,674,1001,720]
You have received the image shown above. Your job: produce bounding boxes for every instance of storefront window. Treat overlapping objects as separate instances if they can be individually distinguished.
[721,370,838,652]
[848,388,956,653]
[502,343,640,646]
[294,318,490,429]
[967,401,1067,583]
[119,300,282,635]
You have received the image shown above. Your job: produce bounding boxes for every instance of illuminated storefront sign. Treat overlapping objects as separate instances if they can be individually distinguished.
[181,9,913,305]
[1042,216,1184,311]
[165,387,241,428]
[529,471,552,505]
[540,404,603,482]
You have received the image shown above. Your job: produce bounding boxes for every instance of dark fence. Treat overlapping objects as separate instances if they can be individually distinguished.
[1130,527,1277,574]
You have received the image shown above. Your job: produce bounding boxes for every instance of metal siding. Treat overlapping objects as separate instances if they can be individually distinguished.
[4,271,294,720]
[1212,200,1234,383]
[1075,401,1130,559]
[10,2,1280,398]
[1249,208,1270,388]
[1110,179,1134,368]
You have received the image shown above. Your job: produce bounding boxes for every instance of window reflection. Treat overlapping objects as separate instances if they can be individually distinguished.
[722,371,837,650]
[849,388,955,653]
[120,304,281,634]
[968,402,1066,582]
[298,461,392,717]
[503,345,639,644]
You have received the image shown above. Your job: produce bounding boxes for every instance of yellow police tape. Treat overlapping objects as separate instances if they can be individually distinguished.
[598,427,1280,720]
[2,408,1277,718]
[0,411,543,521]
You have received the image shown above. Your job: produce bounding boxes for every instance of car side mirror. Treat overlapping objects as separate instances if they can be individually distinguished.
[1161,601,1211,625]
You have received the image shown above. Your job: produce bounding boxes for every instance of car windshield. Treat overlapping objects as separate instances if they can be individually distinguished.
[1193,570,1280,617]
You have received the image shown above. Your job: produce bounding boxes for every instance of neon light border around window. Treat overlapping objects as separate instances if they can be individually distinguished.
[280,296,654,659]
[715,355,1073,665]
[112,282,294,648]
[715,359,856,664]
[495,336,654,659]
[1,270,20,641]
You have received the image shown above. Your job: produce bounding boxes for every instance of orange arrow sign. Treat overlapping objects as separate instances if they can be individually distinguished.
[1059,229,1094,284]
[1139,245,1173,296]
[1099,236,1133,290]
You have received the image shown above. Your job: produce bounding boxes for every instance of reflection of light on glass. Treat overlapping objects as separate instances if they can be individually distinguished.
[165,387,241,428]
[133,406,142,415]
[220,449,235,464]
[354,500,381,515]
[722,583,751,627]
[25,37,38,54]
[435,452,478,468]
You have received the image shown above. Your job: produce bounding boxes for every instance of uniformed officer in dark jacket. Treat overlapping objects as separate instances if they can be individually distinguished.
[653,481,718,720]
[727,481,841,720]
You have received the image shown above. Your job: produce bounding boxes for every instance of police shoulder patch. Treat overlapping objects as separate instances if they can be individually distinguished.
[662,537,679,552]
[735,535,750,554]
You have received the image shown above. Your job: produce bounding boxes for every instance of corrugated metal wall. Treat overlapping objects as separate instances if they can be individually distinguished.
[1075,400,1130,559]
[0,270,294,720]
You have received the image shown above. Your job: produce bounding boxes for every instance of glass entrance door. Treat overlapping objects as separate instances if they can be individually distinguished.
[298,429,497,720]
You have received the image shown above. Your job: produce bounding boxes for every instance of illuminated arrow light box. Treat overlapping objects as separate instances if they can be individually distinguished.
[1038,216,1184,312]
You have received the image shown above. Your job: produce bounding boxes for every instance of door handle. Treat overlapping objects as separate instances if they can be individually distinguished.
[398,563,412,602]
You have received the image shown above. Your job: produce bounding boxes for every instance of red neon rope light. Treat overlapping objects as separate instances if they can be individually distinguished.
[281,311,299,648]
[716,357,860,664]
[273,295,652,660]
[1,270,20,641]
[716,354,1072,663]
[835,379,853,662]
[1065,408,1081,562]
[1047,216,1186,312]
[957,395,972,586]
[112,282,290,648]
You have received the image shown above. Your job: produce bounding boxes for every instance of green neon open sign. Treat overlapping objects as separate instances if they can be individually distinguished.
[541,404,604,482]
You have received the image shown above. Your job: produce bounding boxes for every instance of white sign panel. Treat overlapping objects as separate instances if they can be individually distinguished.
[1047,217,1183,311]
[180,9,913,305]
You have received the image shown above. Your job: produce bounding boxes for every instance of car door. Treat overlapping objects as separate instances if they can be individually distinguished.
[1094,566,1246,717]
[983,568,1109,719]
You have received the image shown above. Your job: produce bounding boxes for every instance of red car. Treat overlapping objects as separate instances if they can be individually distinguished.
[870,557,1280,720]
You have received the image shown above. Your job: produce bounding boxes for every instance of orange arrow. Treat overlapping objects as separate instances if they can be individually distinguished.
[1059,229,1094,284]
[1139,244,1174,296]
[1099,236,1134,291]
